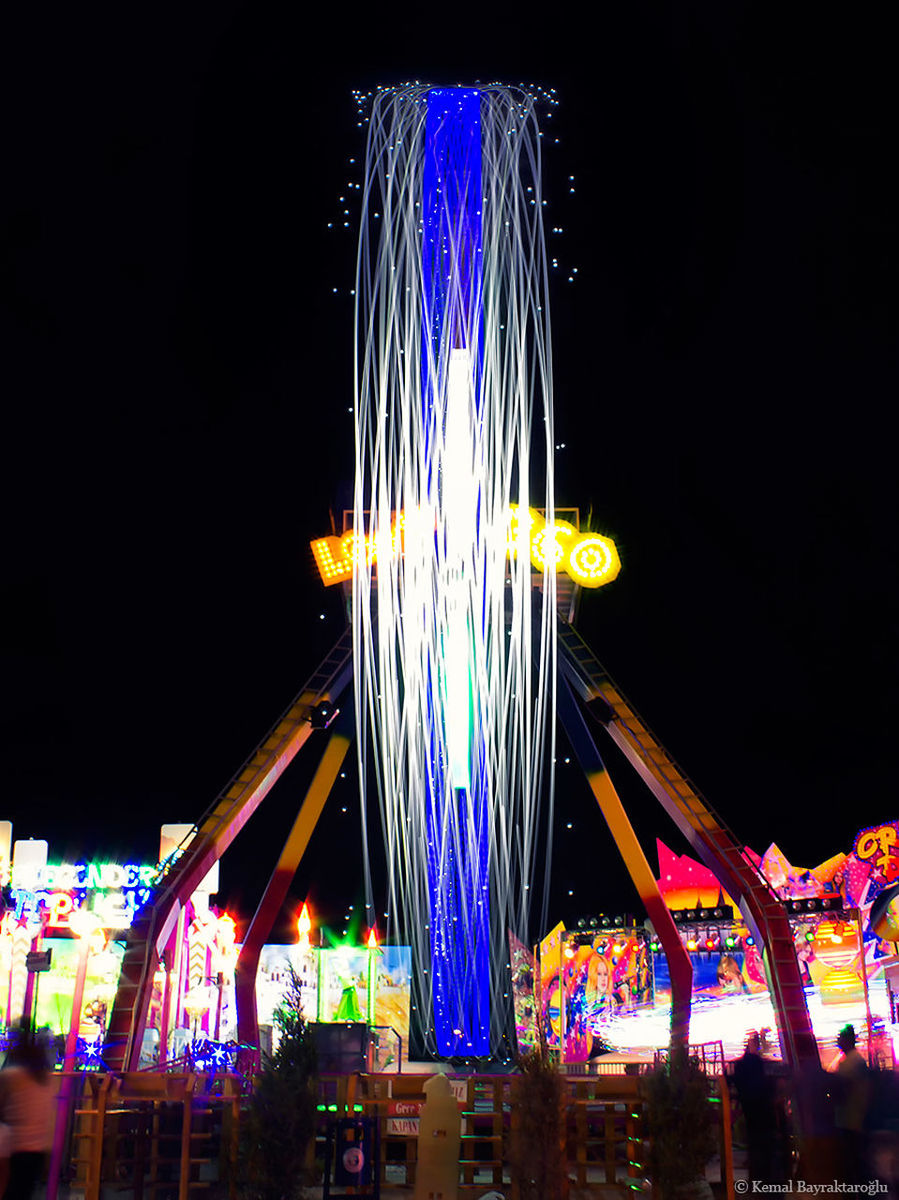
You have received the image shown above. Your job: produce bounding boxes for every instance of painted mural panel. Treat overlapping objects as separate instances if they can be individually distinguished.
[538,921,564,1049]
[508,931,537,1054]
[373,947,411,1038]
[562,934,652,1062]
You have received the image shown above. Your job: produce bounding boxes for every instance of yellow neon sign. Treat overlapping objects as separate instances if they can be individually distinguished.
[856,825,898,875]
[311,507,620,590]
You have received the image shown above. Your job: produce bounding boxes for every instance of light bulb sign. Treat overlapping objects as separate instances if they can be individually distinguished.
[311,505,620,590]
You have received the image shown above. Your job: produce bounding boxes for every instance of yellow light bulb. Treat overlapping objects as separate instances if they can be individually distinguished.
[530,519,577,569]
[568,535,621,588]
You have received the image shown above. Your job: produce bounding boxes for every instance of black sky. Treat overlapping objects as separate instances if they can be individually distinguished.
[2,7,896,941]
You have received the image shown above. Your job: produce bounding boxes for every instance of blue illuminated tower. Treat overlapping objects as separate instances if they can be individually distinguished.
[420,89,489,1055]
[353,82,557,1061]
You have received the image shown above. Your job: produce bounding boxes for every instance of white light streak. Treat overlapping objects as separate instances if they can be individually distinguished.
[352,85,557,1054]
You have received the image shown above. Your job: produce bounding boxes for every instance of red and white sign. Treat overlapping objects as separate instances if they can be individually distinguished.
[386,1099,422,1135]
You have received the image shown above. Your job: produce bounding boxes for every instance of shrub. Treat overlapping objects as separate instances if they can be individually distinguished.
[643,1053,716,1199]
[508,1039,568,1200]
[237,966,318,1200]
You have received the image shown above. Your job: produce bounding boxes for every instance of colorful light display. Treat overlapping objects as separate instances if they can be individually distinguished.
[1,823,410,1070]
[353,85,560,1057]
[524,823,899,1064]
[527,914,879,1064]
[508,933,537,1054]
[6,839,157,935]
[311,505,619,590]
[539,922,565,1051]
[870,882,899,942]
[255,937,411,1056]
[655,840,737,912]
[1,839,156,1033]
[559,931,651,1063]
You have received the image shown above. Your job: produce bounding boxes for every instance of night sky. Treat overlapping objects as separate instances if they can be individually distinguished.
[3,9,896,943]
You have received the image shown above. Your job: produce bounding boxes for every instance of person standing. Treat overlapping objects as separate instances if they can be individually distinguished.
[0,1026,54,1200]
[833,1024,871,1183]
[0,1119,11,1198]
[791,1032,839,1183]
[733,1031,778,1183]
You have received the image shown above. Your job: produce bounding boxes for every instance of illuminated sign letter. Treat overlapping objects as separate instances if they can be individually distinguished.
[311,507,620,590]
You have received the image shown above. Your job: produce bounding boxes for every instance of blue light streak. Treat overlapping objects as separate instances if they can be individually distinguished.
[421,88,490,1056]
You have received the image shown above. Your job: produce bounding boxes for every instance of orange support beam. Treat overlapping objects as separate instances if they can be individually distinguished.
[235,707,354,1048]
[557,678,693,1053]
[106,629,353,1072]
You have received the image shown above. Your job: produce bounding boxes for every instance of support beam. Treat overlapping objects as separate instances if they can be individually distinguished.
[235,706,354,1049]
[106,629,354,1073]
[557,676,693,1053]
[557,616,818,1071]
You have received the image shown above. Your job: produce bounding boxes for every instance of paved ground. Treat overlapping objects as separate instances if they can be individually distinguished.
[305,1184,720,1199]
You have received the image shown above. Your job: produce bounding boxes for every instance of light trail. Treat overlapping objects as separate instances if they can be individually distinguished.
[353,84,557,1056]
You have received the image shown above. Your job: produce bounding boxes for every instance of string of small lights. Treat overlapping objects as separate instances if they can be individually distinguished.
[327,83,580,297]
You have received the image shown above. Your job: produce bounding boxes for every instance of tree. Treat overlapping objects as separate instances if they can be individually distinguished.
[643,1052,716,1199]
[508,1038,568,1200]
[237,966,318,1200]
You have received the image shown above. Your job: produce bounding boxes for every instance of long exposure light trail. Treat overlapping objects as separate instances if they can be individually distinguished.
[353,84,557,1055]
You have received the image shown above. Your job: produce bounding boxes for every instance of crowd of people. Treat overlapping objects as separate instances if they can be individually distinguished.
[733,1023,899,1189]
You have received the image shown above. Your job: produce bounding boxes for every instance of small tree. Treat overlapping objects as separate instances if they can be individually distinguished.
[643,1052,716,1199]
[238,966,318,1200]
[508,1038,568,1200]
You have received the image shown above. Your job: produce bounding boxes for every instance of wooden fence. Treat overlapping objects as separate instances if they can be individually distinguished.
[66,1072,240,1200]
[58,1067,732,1198]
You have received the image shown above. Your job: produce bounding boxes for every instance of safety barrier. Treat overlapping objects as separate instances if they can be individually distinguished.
[320,1072,655,1195]
[65,1072,240,1200]
[57,1066,732,1198]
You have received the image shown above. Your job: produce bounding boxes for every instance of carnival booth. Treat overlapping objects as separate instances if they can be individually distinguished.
[523,825,899,1064]
[0,823,410,1071]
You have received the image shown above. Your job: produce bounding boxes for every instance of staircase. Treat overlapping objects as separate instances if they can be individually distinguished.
[105,628,355,1072]
[557,617,817,1067]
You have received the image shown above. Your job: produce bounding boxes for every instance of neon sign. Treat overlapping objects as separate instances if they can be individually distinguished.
[311,506,620,590]
[856,825,899,877]
[9,861,156,931]
[11,861,156,891]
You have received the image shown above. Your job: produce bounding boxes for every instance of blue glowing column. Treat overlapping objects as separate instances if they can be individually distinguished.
[421,89,490,1056]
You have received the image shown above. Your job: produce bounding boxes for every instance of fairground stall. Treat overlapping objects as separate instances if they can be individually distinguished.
[519,824,899,1067]
[0,823,410,1072]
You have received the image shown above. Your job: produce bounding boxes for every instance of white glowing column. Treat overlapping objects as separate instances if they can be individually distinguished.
[354,84,558,1057]
[443,348,477,789]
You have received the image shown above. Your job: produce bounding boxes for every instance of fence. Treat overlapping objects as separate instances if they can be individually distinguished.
[320,1071,675,1196]
[56,1064,733,1199]
[67,1072,240,1200]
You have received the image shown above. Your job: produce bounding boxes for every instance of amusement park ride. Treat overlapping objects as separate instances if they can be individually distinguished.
[104,506,816,1072]
[104,83,819,1072]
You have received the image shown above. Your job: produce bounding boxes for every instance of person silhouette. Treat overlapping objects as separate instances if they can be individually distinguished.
[833,1024,870,1182]
[733,1031,777,1182]
[0,1023,54,1200]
